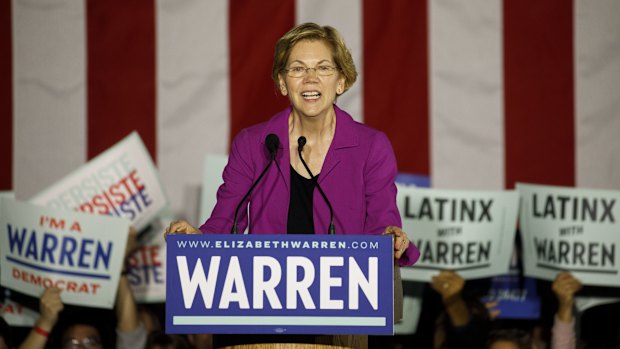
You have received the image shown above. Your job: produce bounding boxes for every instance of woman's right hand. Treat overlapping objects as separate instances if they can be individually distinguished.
[164,219,201,240]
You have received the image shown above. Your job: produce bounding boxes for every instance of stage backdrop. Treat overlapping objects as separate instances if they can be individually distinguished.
[2,0,619,223]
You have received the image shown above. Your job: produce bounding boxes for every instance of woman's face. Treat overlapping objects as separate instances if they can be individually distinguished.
[279,40,345,120]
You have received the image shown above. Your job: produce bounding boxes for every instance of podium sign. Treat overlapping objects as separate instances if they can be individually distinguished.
[166,234,394,335]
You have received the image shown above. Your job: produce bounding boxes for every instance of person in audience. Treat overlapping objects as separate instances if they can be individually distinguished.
[486,328,533,349]
[16,228,145,349]
[578,300,620,348]
[137,305,162,333]
[186,334,214,349]
[17,286,64,349]
[146,331,191,349]
[116,227,147,349]
[431,270,491,349]
[431,270,582,349]
[59,320,108,349]
[550,271,580,349]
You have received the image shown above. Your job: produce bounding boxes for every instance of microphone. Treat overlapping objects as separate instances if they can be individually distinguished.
[231,134,280,234]
[297,136,336,235]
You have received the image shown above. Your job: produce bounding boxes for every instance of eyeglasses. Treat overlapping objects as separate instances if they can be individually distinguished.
[62,336,102,349]
[284,65,339,78]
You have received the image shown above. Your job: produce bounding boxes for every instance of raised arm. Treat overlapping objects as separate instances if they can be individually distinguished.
[116,227,147,349]
[551,271,581,349]
[431,271,469,327]
[18,287,64,349]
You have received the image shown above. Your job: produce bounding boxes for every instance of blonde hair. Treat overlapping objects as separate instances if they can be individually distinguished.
[272,22,357,93]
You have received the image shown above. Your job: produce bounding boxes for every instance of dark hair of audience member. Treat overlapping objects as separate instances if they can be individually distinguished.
[146,331,191,349]
[138,304,163,333]
[486,328,532,349]
[46,307,116,349]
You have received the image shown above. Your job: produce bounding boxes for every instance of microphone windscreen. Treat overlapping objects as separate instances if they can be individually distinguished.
[265,134,280,156]
[297,136,307,149]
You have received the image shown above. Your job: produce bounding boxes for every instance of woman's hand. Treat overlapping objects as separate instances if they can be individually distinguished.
[383,226,410,260]
[163,220,201,240]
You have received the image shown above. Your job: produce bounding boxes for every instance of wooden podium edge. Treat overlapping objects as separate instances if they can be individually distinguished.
[219,344,352,349]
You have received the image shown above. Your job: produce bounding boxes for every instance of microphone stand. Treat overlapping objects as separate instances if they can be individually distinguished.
[231,134,280,234]
[297,136,336,235]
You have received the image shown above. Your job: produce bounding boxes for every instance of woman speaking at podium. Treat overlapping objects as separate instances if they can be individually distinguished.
[165,22,420,348]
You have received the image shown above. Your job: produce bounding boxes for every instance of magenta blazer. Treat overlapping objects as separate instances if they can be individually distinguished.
[200,105,420,266]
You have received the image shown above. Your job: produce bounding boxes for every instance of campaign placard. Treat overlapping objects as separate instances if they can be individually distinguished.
[517,183,620,286]
[166,234,394,335]
[127,218,168,303]
[29,132,168,231]
[0,198,129,308]
[397,187,519,281]
[481,256,541,320]
[1,297,39,327]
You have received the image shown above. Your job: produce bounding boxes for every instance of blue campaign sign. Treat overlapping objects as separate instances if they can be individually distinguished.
[166,234,394,335]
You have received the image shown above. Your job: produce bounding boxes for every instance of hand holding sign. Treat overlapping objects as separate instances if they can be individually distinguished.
[430,271,469,327]
[38,287,64,331]
[19,287,64,349]
[430,270,465,301]
[552,272,582,323]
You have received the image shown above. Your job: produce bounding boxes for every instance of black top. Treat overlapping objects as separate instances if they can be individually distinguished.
[287,165,317,234]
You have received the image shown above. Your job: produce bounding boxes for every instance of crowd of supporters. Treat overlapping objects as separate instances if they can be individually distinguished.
[1,229,619,349]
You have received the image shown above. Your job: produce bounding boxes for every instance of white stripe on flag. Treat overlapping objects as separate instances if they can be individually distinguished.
[296,0,364,122]
[13,0,87,200]
[575,0,620,189]
[157,0,230,219]
[430,0,504,189]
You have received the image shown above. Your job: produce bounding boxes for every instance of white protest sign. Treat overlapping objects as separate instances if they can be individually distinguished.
[1,298,38,327]
[517,183,620,286]
[0,198,129,308]
[29,132,168,231]
[398,186,519,281]
[127,217,168,303]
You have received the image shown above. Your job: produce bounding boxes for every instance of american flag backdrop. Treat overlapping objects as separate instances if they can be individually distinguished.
[1,0,619,222]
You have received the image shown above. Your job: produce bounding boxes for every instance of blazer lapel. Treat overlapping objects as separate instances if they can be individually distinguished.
[318,105,359,184]
[261,105,358,187]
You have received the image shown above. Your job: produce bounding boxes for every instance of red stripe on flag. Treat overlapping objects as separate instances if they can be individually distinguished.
[503,1,575,188]
[87,0,157,161]
[363,0,430,177]
[228,1,293,145]
[0,0,12,190]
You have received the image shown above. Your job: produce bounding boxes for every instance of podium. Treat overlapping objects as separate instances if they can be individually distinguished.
[166,234,403,349]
